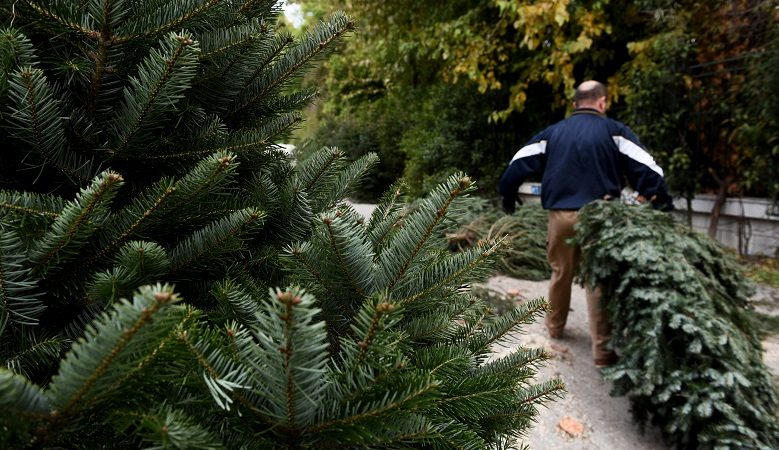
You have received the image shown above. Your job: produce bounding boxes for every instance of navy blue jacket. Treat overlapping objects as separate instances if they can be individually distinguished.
[499,108,672,212]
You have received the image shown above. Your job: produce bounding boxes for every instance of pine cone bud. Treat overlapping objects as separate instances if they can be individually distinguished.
[377,302,395,313]
[154,291,172,302]
[277,291,302,305]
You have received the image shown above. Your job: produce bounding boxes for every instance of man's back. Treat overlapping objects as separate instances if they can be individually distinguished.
[541,109,626,210]
[499,108,669,212]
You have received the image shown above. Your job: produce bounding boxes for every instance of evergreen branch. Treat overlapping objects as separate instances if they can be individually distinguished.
[149,113,300,159]
[4,333,69,378]
[177,327,274,426]
[110,32,200,156]
[87,34,110,117]
[412,346,473,381]
[193,31,288,97]
[229,13,354,117]
[514,379,567,408]
[396,238,506,306]
[39,283,184,447]
[81,154,237,278]
[169,208,266,272]
[198,19,263,61]
[354,302,396,365]
[237,0,278,17]
[0,190,63,220]
[478,348,550,377]
[87,185,174,266]
[323,217,369,300]
[298,146,343,192]
[453,304,490,347]
[0,229,43,332]
[118,0,222,42]
[401,303,460,341]
[83,0,128,116]
[468,297,548,352]
[428,423,486,450]
[383,175,474,291]
[240,31,293,89]
[20,1,99,39]
[133,405,224,449]
[107,307,196,395]
[0,369,50,415]
[5,67,93,181]
[0,28,39,93]
[286,243,330,290]
[211,278,261,326]
[313,415,433,449]
[86,241,171,304]
[437,385,514,407]
[309,383,439,432]
[31,171,123,275]
[163,152,237,218]
[314,152,379,213]
[367,180,407,252]
[249,287,330,430]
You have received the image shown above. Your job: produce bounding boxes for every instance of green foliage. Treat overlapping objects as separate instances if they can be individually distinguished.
[294,0,534,201]
[573,200,779,449]
[0,1,559,447]
[450,204,550,281]
[0,176,563,449]
[296,0,778,204]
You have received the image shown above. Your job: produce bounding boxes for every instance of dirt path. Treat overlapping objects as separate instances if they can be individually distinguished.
[486,275,779,449]
[485,276,666,449]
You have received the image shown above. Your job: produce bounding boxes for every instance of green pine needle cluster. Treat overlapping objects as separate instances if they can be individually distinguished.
[0,1,561,448]
[573,200,779,449]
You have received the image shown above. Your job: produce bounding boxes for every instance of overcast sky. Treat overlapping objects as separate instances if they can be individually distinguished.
[281,1,305,28]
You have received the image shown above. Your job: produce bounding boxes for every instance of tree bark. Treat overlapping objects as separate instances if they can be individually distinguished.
[707,170,734,239]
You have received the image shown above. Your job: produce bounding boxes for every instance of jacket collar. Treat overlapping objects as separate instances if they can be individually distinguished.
[571,107,606,117]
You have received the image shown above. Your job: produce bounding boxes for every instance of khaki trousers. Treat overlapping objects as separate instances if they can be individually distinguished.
[545,210,612,360]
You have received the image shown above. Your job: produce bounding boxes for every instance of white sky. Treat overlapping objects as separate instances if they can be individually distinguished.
[281,1,305,28]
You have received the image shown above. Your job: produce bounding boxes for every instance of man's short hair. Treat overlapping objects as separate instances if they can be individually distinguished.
[574,81,607,104]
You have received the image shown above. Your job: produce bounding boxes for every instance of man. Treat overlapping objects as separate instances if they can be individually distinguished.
[498,80,672,368]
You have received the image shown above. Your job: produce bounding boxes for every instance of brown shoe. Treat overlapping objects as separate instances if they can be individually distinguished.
[594,351,618,369]
[548,328,564,339]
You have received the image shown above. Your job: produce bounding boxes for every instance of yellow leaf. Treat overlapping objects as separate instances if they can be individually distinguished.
[554,0,570,26]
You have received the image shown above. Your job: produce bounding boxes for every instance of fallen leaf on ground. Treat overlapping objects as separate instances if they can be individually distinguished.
[558,416,584,437]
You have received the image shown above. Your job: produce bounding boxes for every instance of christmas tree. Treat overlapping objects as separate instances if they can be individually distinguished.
[574,201,779,448]
[0,1,561,447]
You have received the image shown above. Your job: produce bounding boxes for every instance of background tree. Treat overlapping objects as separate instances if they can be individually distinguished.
[292,0,779,210]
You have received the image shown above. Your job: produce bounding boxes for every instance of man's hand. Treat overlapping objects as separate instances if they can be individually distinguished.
[502,193,523,214]
[638,193,674,212]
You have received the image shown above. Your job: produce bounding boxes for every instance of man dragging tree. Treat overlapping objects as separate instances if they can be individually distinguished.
[498,80,673,368]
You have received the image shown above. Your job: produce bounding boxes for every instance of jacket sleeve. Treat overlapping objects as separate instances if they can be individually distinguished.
[613,125,673,210]
[498,128,549,212]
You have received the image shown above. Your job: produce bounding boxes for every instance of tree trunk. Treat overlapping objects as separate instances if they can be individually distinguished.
[707,170,734,239]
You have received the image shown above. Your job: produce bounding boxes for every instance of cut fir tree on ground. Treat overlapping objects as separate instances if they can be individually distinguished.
[0,1,562,448]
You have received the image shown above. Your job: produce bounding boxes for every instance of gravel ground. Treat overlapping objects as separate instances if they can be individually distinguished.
[485,276,666,450]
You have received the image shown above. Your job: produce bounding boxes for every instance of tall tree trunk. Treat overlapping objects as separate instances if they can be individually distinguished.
[707,170,734,238]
